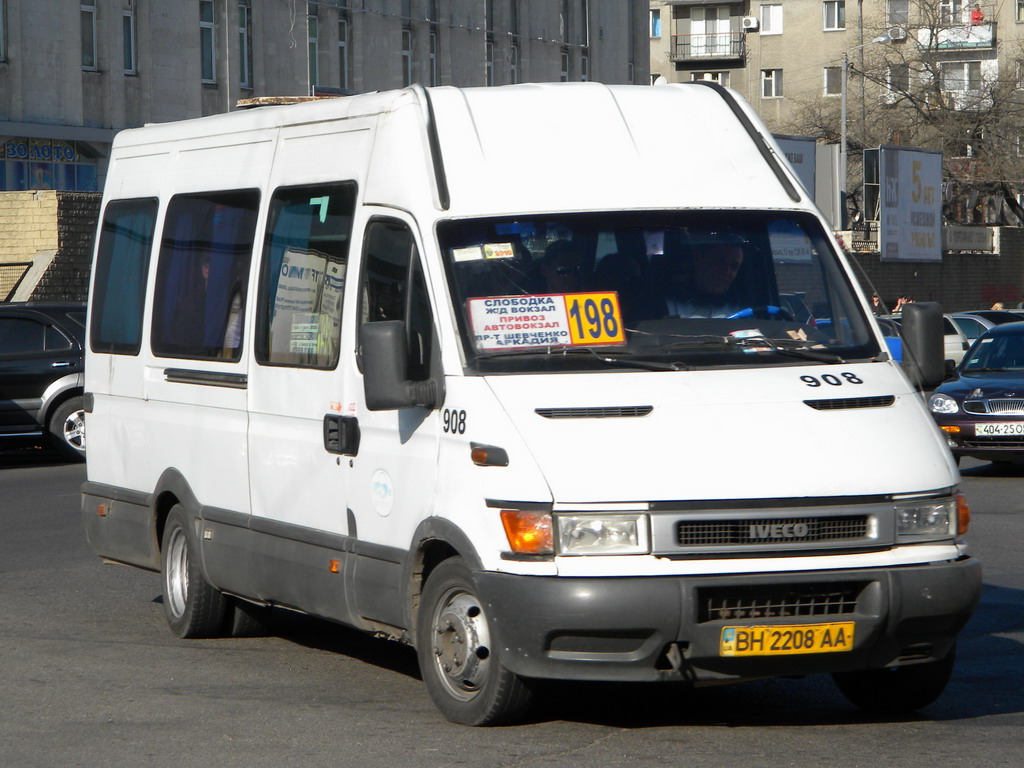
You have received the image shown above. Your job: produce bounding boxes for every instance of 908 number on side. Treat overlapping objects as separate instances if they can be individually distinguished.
[442,408,466,434]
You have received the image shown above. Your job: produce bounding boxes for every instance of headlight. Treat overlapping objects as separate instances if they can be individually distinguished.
[894,497,957,541]
[556,514,650,556]
[929,393,959,414]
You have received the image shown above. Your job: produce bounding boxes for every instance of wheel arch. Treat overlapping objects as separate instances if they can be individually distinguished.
[151,468,202,556]
[406,517,484,647]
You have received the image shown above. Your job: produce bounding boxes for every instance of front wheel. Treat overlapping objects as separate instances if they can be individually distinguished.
[416,558,533,726]
[161,505,228,639]
[832,646,956,713]
[48,395,86,460]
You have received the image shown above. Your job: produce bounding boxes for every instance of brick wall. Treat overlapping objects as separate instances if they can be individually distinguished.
[849,230,1024,313]
[0,191,101,302]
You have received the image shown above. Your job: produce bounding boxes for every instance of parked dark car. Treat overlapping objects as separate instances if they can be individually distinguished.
[929,321,1024,464]
[0,302,86,459]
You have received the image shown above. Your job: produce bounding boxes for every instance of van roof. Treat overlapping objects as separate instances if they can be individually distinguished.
[111,82,809,218]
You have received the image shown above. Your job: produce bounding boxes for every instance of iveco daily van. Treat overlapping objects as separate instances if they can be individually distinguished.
[82,82,980,725]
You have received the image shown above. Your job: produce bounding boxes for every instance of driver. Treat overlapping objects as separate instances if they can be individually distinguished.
[663,242,745,318]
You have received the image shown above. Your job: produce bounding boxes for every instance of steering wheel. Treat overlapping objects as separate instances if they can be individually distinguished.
[727,305,796,321]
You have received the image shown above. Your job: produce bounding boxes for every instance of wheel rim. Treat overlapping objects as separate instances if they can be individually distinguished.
[61,409,86,451]
[429,586,493,702]
[164,527,190,620]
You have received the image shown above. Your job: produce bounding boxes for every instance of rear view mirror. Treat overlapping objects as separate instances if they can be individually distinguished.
[361,320,439,411]
[900,302,944,390]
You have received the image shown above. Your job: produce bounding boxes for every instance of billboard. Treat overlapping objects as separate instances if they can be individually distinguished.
[879,146,942,262]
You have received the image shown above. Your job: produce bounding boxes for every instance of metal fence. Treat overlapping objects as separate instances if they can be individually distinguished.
[0,262,32,301]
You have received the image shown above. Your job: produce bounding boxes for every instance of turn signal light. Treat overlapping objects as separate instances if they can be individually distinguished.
[500,510,553,555]
[940,426,961,434]
[956,493,970,536]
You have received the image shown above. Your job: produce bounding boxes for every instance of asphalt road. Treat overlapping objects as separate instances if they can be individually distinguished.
[1,449,1022,768]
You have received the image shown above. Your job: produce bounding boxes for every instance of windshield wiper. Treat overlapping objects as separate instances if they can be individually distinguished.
[478,345,687,370]
[641,331,845,363]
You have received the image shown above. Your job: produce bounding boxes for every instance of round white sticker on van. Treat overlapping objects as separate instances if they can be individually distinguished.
[370,469,394,517]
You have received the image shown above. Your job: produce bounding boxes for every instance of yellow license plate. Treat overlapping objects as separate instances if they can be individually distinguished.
[720,622,855,657]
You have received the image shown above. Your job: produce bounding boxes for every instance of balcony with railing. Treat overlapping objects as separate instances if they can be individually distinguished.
[916,21,996,50]
[670,32,746,63]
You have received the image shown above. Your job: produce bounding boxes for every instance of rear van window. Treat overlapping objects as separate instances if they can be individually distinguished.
[151,190,259,361]
[90,198,158,355]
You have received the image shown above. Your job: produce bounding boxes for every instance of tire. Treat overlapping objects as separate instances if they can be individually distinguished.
[161,505,228,639]
[832,645,956,714]
[416,557,533,726]
[48,395,86,460]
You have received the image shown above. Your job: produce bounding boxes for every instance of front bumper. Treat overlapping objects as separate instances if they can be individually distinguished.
[934,416,1024,461]
[477,557,980,683]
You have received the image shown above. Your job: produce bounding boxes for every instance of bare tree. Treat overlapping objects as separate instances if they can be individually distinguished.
[784,0,1024,227]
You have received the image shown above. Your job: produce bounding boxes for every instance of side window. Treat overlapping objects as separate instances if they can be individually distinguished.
[152,190,259,361]
[0,318,45,354]
[256,183,356,368]
[359,219,433,381]
[90,198,157,355]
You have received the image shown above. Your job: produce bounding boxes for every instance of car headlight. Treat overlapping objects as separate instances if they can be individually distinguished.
[894,497,958,541]
[556,514,650,555]
[929,393,960,414]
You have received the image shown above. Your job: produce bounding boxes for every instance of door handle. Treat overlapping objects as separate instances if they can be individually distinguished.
[51,361,72,368]
[324,414,360,456]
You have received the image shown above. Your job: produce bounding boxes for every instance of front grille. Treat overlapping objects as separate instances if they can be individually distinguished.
[535,406,653,419]
[964,398,1024,415]
[677,515,869,547]
[697,582,867,623]
[804,395,895,410]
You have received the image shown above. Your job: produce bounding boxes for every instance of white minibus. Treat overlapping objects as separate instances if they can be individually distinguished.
[82,82,980,725]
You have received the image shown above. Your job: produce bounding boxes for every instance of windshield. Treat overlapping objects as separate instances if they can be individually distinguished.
[438,210,881,373]
[961,333,1024,373]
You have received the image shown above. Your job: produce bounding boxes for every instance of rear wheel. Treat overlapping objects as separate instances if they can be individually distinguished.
[161,505,228,638]
[48,395,86,460]
[416,557,533,726]
[832,646,956,713]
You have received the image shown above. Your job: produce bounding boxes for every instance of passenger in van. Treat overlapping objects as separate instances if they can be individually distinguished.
[662,241,746,318]
[537,239,584,294]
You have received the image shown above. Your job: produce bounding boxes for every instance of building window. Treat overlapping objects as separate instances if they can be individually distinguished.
[485,40,494,85]
[940,0,963,24]
[1017,0,1024,22]
[239,0,253,88]
[200,0,216,83]
[81,0,97,70]
[887,61,910,98]
[402,0,412,21]
[485,0,494,33]
[824,0,846,30]
[307,2,319,92]
[123,4,137,74]
[561,48,570,82]
[402,29,413,86]
[888,0,909,25]
[429,29,438,86]
[650,9,661,38]
[581,50,589,81]
[510,42,519,84]
[762,68,783,98]
[561,0,569,43]
[691,71,730,87]
[579,0,589,46]
[0,0,6,62]
[338,16,350,90]
[824,66,842,95]
[760,4,783,35]
[941,60,982,92]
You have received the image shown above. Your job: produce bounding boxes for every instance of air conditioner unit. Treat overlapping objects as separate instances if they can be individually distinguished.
[742,17,759,31]
[888,26,907,41]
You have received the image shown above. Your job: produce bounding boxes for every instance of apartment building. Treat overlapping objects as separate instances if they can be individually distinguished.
[0,1,648,193]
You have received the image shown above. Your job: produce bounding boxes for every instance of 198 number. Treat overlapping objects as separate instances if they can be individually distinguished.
[800,372,864,387]
[568,297,619,340]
